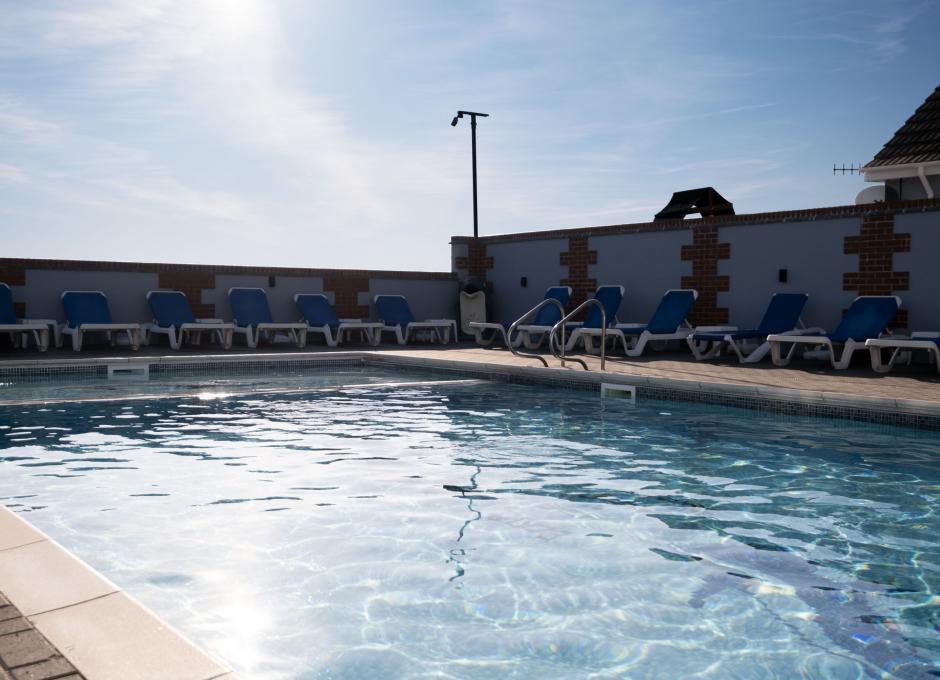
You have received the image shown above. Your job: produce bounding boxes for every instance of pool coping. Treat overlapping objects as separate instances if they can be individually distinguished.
[0,507,233,680]
[1,349,939,428]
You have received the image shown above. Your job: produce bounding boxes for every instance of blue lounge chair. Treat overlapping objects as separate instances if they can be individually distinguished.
[866,333,940,374]
[687,293,813,363]
[600,289,698,357]
[374,295,456,344]
[768,296,901,369]
[228,288,307,349]
[557,285,625,352]
[60,291,141,352]
[0,283,56,352]
[469,286,572,349]
[145,290,233,350]
[295,294,383,347]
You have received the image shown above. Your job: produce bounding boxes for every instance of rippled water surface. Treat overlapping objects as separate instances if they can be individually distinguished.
[1,371,939,679]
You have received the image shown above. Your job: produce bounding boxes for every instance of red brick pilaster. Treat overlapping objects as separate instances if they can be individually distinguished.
[559,236,598,309]
[680,224,730,325]
[323,276,370,319]
[843,213,910,328]
[454,239,494,281]
[158,272,215,317]
[0,265,25,287]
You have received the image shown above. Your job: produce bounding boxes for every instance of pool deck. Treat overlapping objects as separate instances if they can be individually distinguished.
[0,340,938,678]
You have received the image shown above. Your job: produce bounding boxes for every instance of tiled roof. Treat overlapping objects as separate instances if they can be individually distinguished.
[866,85,940,167]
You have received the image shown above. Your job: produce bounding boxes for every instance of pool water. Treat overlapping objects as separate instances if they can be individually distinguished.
[1,371,938,678]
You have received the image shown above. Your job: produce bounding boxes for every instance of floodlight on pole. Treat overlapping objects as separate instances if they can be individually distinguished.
[451,110,489,238]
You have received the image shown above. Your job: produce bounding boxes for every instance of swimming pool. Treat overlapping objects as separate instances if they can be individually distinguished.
[1,368,938,678]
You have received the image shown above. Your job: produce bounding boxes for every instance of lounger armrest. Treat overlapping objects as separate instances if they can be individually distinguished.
[196,318,226,324]
[912,331,940,339]
[20,318,57,325]
[76,323,142,330]
[766,333,828,344]
[693,325,737,333]
[614,323,646,330]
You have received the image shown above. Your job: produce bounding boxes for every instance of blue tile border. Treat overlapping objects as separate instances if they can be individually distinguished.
[0,352,937,431]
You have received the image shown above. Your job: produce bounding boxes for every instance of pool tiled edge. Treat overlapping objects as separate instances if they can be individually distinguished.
[1,349,938,429]
[366,352,940,430]
[0,508,232,680]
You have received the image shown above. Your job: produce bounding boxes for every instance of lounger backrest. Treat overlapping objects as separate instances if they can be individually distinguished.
[61,291,113,327]
[147,291,196,327]
[0,283,17,324]
[756,293,809,334]
[830,296,901,342]
[228,288,273,326]
[295,294,339,327]
[375,295,415,327]
[646,289,698,334]
[532,286,572,326]
[582,285,624,329]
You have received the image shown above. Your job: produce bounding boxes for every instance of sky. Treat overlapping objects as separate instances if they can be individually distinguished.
[1,1,938,271]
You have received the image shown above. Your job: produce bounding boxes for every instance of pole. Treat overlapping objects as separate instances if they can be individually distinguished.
[470,114,479,238]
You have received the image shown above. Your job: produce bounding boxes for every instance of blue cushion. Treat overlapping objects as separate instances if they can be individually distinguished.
[148,291,196,328]
[375,295,415,327]
[0,283,17,325]
[62,292,113,327]
[532,286,572,326]
[296,294,340,327]
[647,290,696,334]
[756,293,809,334]
[228,288,274,327]
[829,297,900,342]
[582,286,623,329]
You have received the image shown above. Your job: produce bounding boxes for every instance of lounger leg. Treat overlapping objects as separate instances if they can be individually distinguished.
[770,341,798,367]
[35,328,48,352]
[869,345,892,373]
[296,328,307,348]
[832,341,857,370]
[396,327,407,345]
[72,330,82,352]
[168,328,180,350]
[741,341,772,364]
[625,332,651,358]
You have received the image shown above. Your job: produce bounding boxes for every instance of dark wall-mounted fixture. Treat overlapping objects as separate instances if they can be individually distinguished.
[520,276,528,288]
[268,275,276,288]
[778,269,788,283]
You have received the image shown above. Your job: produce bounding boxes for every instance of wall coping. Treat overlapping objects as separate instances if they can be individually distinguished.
[451,198,940,245]
[0,258,456,281]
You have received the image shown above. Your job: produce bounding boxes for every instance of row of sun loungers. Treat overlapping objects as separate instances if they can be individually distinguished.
[0,284,456,352]
[471,285,934,375]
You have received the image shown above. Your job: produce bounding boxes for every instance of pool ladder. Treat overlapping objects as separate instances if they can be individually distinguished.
[506,298,606,371]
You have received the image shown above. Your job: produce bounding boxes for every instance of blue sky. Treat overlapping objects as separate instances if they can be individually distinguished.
[1,1,937,270]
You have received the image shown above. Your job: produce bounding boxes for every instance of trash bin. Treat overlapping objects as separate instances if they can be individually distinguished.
[459,278,488,336]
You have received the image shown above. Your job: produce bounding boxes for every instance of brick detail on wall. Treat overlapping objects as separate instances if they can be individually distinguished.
[843,213,910,328]
[680,224,730,325]
[454,239,494,280]
[559,236,598,308]
[323,276,370,319]
[0,265,26,287]
[158,272,216,318]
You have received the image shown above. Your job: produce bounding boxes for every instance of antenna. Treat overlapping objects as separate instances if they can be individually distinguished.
[833,163,864,176]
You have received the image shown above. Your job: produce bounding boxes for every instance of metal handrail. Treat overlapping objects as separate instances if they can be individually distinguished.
[506,298,567,367]
[548,299,606,371]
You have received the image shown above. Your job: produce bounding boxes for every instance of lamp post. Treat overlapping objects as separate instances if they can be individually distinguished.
[451,110,489,238]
